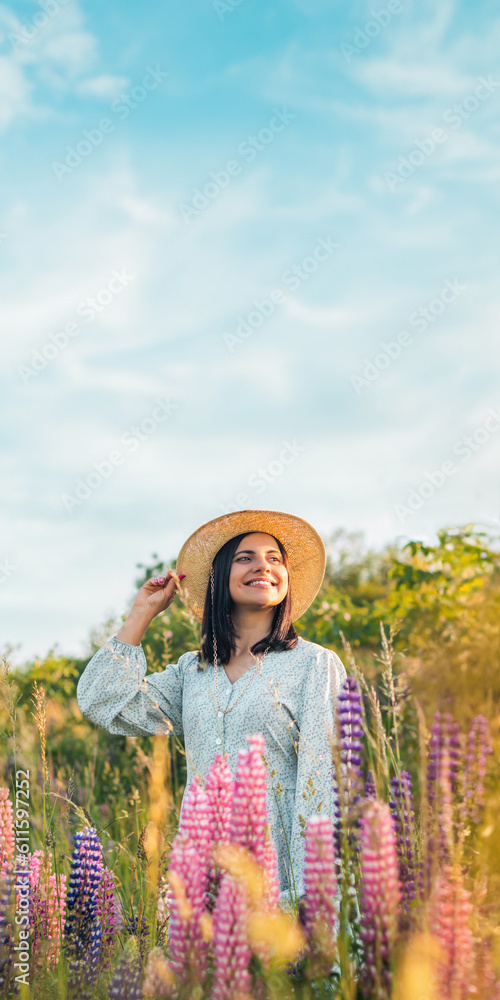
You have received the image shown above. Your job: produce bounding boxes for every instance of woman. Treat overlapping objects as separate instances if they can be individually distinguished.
[76,509,347,912]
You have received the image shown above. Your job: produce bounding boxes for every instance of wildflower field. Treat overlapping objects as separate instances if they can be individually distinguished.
[1,522,500,1000]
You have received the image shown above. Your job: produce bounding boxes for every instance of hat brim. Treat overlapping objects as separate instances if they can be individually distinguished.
[175,509,326,622]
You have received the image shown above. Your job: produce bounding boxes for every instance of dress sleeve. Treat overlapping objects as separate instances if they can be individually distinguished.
[76,634,186,737]
[279,646,347,913]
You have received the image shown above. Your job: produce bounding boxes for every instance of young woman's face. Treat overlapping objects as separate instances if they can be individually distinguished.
[228,532,289,611]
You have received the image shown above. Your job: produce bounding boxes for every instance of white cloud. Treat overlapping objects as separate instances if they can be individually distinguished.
[76,74,130,99]
[0,56,33,129]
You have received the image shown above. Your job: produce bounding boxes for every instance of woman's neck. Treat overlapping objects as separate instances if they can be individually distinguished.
[230,605,275,656]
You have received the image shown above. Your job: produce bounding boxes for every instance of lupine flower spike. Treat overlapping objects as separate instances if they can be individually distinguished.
[204,753,234,906]
[365,770,377,799]
[204,752,234,848]
[462,715,493,823]
[426,712,460,869]
[29,849,67,966]
[335,677,365,846]
[0,790,14,878]
[212,872,252,1000]
[108,936,143,1000]
[301,814,338,978]
[0,870,19,997]
[178,777,214,881]
[359,800,400,999]
[166,831,209,988]
[230,734,269,867]
[97,865,123,972]
[64,827,103,997]
[427,863,474,1000]
[142,946,175,998]
[389,770,419,914]
[125,913,149,964]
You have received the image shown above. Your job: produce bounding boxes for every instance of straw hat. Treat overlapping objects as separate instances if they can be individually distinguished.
[175,509,326,622]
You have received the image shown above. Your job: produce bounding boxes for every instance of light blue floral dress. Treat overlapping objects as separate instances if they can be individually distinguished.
[76,634,347,911]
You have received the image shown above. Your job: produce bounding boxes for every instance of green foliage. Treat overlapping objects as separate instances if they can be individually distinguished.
[296,522,500,662]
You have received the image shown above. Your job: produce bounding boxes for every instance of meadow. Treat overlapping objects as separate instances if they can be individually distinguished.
[1,521,499,999]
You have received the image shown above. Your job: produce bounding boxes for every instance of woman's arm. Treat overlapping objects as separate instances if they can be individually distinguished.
[76,568,187,736]
[76,635,187,736]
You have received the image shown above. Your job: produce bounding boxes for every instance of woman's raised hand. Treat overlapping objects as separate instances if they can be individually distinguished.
[116,569,185,646]
[135,570,185,617]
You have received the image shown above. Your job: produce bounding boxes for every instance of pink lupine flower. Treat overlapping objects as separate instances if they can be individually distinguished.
[142,946,175,997]
[229,734,280,908]
[462,715,493,823]
[204,753,234,848]
[0,868,17,996]
[29,849,67,966]
[301,814,338,978]
[230,734,268,867]
[204,753,235,907]
[262,831,280,909]
[359,800,400,998]
[178,776,214,875]
[230,734,279,898]
[167,833,209,989]
[212,871,252,1000]
[427,864,474,1000]
[0,788,14,872]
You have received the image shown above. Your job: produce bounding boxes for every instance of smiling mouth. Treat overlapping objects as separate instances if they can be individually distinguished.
[245,580,277,587]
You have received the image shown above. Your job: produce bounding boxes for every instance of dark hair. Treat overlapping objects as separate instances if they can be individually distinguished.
[197,531,299,668]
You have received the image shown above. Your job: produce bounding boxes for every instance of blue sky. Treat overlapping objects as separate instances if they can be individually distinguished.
[2,0,500,663]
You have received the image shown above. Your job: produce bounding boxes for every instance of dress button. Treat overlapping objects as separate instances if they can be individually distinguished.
[215,738,221,745]
[218,711,223,718]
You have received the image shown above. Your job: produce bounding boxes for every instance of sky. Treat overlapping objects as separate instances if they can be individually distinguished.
[1,0,500,664]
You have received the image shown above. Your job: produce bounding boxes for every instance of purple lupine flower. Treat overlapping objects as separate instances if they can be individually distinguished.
[426,712,461,876]
[0,868,19,997]
[334,677,365,845]
[463,715,493,823]
[125,913,149,964]
[108,936,143,1000]
[365,770,377,799]
[359,801,400,999]
[389,770,419,912]
[64,826,103,997]
[97,866,123,973]
[338,677,364,791]
[301,815,338,979]
[427,712,460,807]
